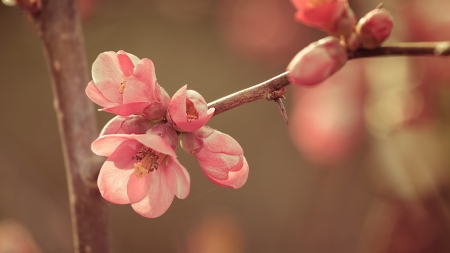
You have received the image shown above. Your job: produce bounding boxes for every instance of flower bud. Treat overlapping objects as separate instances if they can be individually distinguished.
[343,33,361,51]
[330,6,356,36]
[287,37,347,86]
[356,8,393,49]
[181,126,249,189]
[167,85,215,132]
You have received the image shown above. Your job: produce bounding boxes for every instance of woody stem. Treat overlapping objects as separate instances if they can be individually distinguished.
[207,41,450,116]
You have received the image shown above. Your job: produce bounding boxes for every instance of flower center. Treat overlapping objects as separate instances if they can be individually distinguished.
[186,99,199,122]
[132,147,165,177]
[118,78,128,94]
[308,0,334,8]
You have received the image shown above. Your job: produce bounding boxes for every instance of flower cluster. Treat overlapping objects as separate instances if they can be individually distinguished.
[86,51,249,218]
[288,1,394,86]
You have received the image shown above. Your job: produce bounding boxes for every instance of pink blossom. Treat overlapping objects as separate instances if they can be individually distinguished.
[92,124,190,218]
[100,115,153,136]
[356,8,393,49]
[289,61,366,166]
[167,85,215,132]
[86,50,170,120]
[181,126,248,189]
[287,37,347,86]
[291,0,353,35]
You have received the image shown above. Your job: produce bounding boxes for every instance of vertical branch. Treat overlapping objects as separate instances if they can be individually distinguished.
[37,0,110,252]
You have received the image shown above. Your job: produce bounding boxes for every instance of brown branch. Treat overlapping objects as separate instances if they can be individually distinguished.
[35,0,110,252]
[208,41,450,116]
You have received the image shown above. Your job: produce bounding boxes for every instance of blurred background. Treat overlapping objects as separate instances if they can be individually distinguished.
[1,0,450,252]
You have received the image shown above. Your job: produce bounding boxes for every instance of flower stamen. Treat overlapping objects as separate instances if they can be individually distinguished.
[118,78,128,94]
[186,98,199,122]
[132,147,163,177]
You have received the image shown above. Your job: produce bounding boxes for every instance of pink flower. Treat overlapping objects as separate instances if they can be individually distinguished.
[287,37,347,86]
[289,61,366,166]
[92,124,190,218]
[100,115,153,136]
[167,85,215,132]
[86,50,170,120]
[181,126,248,189]
[356,8,393,49]
[291,0,353,35]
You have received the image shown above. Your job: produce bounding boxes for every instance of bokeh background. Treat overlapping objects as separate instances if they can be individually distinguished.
[1,0,450,252]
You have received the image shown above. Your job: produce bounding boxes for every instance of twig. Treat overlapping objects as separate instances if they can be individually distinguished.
[35,0,110,252]
[208,41,450,115]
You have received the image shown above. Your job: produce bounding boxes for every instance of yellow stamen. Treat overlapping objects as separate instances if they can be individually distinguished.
[132,147,164,177]
[118,78,127,94]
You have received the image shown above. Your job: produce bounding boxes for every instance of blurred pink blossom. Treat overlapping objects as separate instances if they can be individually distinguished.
[92,124,190,218]
[86,50,170,120]
[287,37,347,86]
[291,0,354,35]
[181,126,249,189]
[167,85,215,132]
[289,61,366,166]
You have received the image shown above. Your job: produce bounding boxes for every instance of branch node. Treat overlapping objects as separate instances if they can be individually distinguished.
[274,98,289,126]
[435,42,450,56]
[265,87,287,101]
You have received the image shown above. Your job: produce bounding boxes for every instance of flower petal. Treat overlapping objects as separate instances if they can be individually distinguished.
[98,161,134,204]
[132,58,157,88]
[85,81,118,108]
[164,158,190,199]
[122,76,154,104]
[127,170,155,204]
[100,115,152,136]
[202,129,243,155]
[102,102,150,116]
[92,51,126,103]
[175,108,215,133]
[168,85,188,124]
[205,157,249,189]
[196,150,240,180]
[133,134,177,157]
[117,50,135,77]
[130,166,175,218]
[91,135,138,156]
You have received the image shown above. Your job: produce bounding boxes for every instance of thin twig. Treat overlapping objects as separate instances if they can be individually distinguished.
[208,41,450,116]
[36,0,110,252]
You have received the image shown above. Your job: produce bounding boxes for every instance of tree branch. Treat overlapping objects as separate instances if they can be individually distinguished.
[35,0,110,252]
[208,41,450,116]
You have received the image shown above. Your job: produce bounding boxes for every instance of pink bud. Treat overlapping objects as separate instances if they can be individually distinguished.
[356,8,393,49]
[291,0,347,34]
[343,32,361,51]
[330,6,356,36]
[167,85,215,132]
[100,115,153,136]
[181,126,249,189]
[287,37,347,86]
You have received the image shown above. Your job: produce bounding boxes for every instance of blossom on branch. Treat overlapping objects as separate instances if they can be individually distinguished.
[356,8,393,49]
[92,124,190,218]
[287,36,347,86]
[181,126,249,189]
[86,50,170,120]
[167,85,215,132]
[291,0,355,36]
